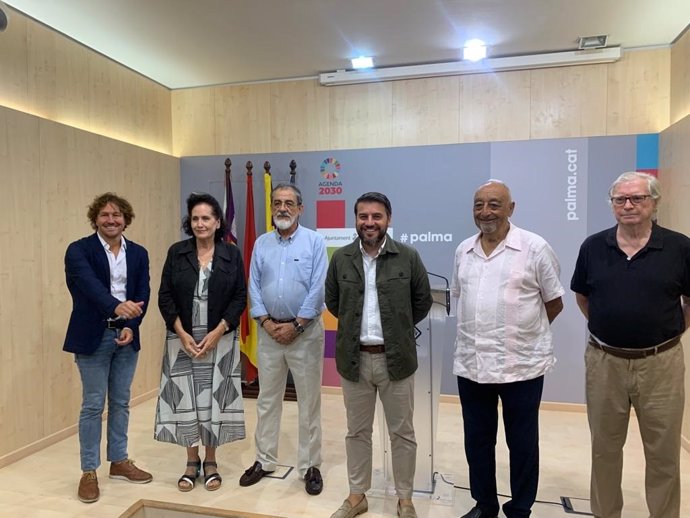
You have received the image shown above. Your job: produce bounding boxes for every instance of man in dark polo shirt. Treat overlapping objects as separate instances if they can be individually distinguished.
[571,171,690,518]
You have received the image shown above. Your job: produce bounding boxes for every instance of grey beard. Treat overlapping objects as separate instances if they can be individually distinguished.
[275,217,295,230]
[478,221,498,234]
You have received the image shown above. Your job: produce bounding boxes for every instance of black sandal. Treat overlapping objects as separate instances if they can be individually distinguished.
[203,460,222,491]
[177,460,201,492]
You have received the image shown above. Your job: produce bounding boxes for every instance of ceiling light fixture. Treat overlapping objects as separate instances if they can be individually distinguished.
[320,47,621,86]
[463,39,487,62]
[578,35,608,50]
[351,56,374,69]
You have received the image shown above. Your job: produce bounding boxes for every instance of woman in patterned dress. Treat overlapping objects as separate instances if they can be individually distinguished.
[155,192,246,491]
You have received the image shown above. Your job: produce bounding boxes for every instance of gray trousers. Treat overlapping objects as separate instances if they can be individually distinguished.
[341,351,416,499]
[255,319,324,477]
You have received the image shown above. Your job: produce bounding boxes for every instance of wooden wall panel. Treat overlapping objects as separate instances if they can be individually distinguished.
[391,77,460,147]
[329,82,393,150]
[27,21,90,131]
[670,29,690,125]
[530,64,607,139]
[135,75,173,154]
[0,8,172,155]
[0,10,29,111]
[269,80,330,152]
[172,88,215,156]
[0,105,179,461]
[458,71,531,143]
[0,107,44,452]
[214,84,272,154]
[39,120,101,435]
[607,49,670,135]
[172,48,671,156]
[658,113,690,443]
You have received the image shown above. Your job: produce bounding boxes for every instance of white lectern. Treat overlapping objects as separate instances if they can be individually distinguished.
[373,284,450,496]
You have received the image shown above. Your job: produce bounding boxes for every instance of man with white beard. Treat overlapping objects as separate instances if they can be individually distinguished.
[239,184,328,496]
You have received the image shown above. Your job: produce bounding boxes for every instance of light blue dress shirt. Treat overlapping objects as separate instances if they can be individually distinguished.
[249,225,327,321]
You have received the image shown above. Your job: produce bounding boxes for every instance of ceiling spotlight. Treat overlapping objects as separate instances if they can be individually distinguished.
[578,35,608,50]
[463,39,487,62]
[351,56,374,69]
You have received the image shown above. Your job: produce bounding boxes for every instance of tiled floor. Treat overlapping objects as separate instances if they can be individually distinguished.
[1,392,689,517]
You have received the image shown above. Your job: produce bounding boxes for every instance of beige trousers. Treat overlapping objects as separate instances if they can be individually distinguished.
[255,320,324,477]
[340,351,416,499]
[585,342,685,518]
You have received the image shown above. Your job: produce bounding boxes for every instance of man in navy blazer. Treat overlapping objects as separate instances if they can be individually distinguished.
[64,193,152,503]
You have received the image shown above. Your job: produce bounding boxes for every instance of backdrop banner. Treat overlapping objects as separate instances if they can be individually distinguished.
[180,133,656,403]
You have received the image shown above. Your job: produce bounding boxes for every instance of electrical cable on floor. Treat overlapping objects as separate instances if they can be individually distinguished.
[433,472,593,513]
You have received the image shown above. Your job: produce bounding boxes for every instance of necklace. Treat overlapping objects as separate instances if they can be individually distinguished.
[197,247,214,268]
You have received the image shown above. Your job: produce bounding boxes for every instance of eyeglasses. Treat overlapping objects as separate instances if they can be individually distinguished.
[610,195,652,206]
[272,200,299,209]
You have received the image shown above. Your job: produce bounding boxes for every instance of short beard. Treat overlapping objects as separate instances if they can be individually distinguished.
[478,221,498,235]
[274,215,296,230]
[358,228,386,249]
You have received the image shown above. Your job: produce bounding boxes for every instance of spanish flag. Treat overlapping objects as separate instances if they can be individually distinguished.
[240,167,258,380]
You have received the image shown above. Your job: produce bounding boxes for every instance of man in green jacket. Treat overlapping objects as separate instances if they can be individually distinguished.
[325,192,433,518]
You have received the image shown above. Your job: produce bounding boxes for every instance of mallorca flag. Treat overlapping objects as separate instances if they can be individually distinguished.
[241,170,258,381]
[223,160,237,244]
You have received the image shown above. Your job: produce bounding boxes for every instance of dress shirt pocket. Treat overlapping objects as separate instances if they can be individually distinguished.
[291,251,314,285]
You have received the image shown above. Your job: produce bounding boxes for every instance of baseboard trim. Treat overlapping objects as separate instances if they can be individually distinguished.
[0,388,159,469]
[0,424,79,469]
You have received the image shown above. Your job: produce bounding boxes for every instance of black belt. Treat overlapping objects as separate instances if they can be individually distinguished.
[271,318,296,324]
[588,335,681,359]
[106,319,126,330]
[360,344,385,354]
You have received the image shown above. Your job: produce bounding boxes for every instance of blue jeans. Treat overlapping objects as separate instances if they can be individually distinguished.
[75,329,138,471]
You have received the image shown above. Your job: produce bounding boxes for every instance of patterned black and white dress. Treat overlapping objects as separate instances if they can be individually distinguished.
[154,261,245,447]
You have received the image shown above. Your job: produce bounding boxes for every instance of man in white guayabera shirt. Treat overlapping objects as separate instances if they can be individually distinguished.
[451,180,564,518]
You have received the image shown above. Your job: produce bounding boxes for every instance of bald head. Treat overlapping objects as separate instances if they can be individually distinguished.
[475,180,512,203]
[473,180,514,238]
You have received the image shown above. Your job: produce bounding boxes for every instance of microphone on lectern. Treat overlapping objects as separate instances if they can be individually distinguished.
[427,272,451,316]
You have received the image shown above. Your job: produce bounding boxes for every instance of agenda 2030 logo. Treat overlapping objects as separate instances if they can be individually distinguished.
[318,157,343,195]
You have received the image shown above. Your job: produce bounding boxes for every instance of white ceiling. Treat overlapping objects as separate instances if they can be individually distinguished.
[3,0,690,90]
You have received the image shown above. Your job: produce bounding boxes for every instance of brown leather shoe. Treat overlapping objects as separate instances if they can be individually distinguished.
[78,471,99,503]
[109,459,153,484]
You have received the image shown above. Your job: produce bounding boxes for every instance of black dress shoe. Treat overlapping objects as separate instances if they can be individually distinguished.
[239,461,274,487]
[304,466,323,495]
[460,506,498,518]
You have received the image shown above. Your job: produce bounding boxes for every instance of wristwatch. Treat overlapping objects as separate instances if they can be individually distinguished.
[292,320,305,334]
